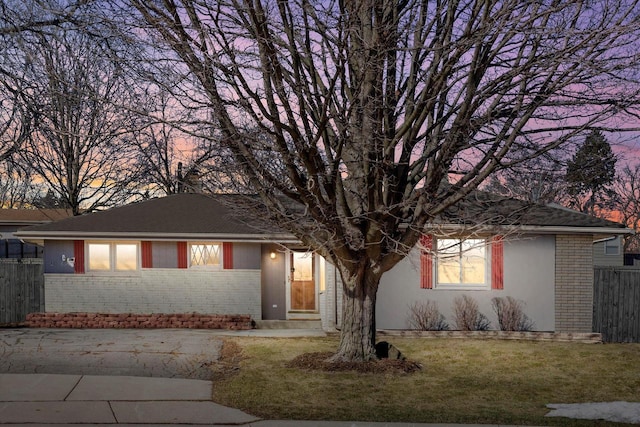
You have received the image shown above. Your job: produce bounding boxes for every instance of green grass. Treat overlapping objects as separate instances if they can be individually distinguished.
[211,337,640,425]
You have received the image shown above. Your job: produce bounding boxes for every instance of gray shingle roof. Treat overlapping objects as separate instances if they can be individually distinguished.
[16,191,631,240]
[442,192,629,229]
[0,208,72,224]
[17,193,286,239]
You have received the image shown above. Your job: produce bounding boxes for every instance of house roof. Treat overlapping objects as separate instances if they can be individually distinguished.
[440,191,631,233]
[0,208,73,226]
[15,193,293,242]
[15,192,632,242]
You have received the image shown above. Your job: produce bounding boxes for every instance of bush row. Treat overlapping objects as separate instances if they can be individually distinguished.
[408,295,534,331]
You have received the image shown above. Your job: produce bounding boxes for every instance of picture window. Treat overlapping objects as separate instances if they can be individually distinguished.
[87,242,138,272]
[435,238,487,288]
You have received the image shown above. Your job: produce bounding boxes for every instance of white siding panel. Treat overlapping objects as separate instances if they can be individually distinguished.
[376,235,556,331]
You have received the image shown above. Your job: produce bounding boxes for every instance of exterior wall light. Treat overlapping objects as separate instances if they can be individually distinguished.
[270,251,277,259]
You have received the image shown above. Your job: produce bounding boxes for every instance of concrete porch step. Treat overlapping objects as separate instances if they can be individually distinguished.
[254,320,322,330]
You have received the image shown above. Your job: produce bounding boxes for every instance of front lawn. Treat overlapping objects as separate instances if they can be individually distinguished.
[211,336,640,425]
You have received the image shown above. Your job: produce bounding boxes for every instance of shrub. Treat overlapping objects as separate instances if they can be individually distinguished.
[452,295,491,331]
[407,300,449,331]
[491,296,534,331]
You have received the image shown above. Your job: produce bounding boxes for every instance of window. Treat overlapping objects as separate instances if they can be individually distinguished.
[189,243,221,268]
[88,243,110,270]
[604,237,620,256]
[87,242,138,272]
[436,238,487,288]
[318,256,326,292]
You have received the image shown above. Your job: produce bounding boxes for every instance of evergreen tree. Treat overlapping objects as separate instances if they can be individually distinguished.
[565,131,617,214]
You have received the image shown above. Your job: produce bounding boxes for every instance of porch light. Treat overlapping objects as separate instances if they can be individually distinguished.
[270,251,277,259]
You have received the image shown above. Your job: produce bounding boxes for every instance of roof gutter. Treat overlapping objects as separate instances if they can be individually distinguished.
[15,224,634,245]
[2,221,55,226]
[508,225,634,235]
[423,223,634,236]
[14,230,301,244]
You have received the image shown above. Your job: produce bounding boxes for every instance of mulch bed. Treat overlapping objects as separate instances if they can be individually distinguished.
[285,351,422,374]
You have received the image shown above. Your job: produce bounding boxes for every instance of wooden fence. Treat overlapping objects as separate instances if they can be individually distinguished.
[593,267,640,343]
[0,260,44,325]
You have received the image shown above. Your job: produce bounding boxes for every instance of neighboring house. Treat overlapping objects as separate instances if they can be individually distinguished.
[0,209,72,259]
[593,236,624,267]
[16,192,632,333]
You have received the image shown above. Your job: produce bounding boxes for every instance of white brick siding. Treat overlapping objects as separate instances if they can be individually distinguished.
[44,269,262,319]
[555,234,594,332]
[320,262,338,331]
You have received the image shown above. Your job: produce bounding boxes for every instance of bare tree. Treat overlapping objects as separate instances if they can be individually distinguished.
[613,163,640,252]
[0,161,41,208]
[0,75,31,164]
[0,29,34,165]
[129,89,221,196]
[127,0,640,361]
[483,151,567,205]
[14,25,140,215]
[0,0,90,36]
[0,0,96,161]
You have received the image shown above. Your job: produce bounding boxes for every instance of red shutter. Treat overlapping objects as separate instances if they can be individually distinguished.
[73,240,85,274]
[177,242,188,269]
[141,241,153,268]
[491,235,504,290]
[420,234,433,289]
[223,242,234,269]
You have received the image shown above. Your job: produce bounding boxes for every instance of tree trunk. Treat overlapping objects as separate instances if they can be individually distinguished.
[330,267,381,362]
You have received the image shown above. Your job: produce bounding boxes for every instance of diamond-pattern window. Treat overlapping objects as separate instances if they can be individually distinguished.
[190,243,221,267]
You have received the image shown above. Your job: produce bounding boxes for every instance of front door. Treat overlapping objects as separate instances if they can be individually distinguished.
[290,251,315,311]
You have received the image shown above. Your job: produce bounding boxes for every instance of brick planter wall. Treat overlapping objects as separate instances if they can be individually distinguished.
[26,312,252,330]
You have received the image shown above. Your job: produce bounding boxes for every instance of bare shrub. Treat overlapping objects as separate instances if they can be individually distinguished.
[453,295,491,331]
[407,301,449,331]
[491,296,534,331]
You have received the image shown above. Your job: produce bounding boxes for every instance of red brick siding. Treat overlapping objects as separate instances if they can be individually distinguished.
[26,312,252,330]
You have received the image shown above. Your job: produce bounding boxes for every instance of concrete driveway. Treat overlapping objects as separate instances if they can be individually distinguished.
[0,328,224,380]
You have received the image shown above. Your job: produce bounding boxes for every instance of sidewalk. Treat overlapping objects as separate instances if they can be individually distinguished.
[0,373,470,426]
[0,373,259,426]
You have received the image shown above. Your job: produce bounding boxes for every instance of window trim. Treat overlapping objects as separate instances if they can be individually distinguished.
[188,241,223,269]
[86,241,140,273]
[433,237,490,290]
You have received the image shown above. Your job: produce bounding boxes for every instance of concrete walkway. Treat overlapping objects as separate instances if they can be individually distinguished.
[0,328,326,380]
[0,373,486,426]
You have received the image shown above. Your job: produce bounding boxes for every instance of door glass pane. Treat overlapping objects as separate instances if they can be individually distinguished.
[293,252,313,280]
[115,244,137,271]
[88,243,110,270]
